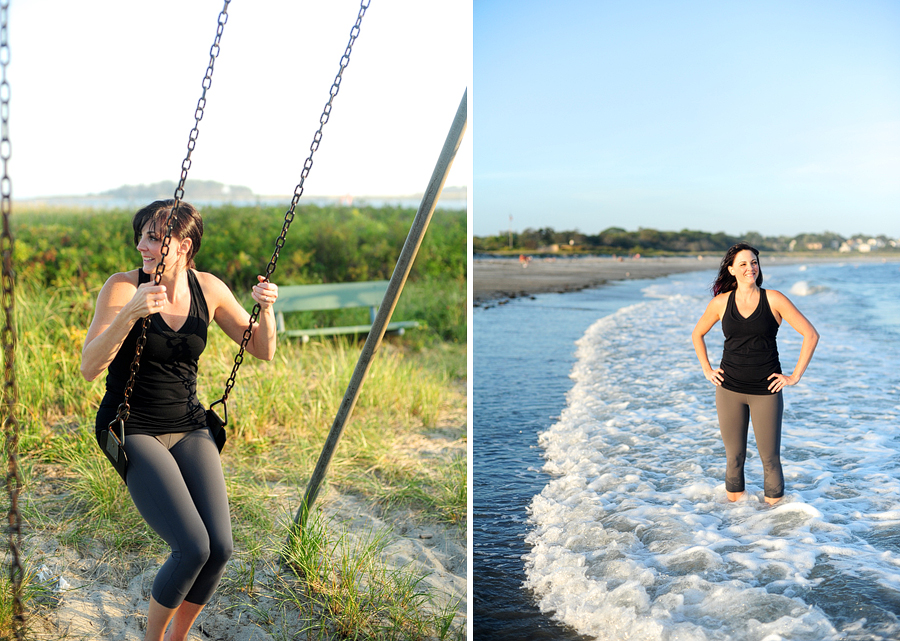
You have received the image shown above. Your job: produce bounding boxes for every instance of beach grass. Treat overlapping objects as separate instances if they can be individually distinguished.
[1,274,466,639]
[276,512,463,641]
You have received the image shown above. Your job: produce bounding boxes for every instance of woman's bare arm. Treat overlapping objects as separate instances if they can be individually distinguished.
[692,294,727,386]
[81,271,167,381]
[766,289,819,392]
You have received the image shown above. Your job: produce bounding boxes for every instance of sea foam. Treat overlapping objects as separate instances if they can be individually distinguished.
[524,264,900,640]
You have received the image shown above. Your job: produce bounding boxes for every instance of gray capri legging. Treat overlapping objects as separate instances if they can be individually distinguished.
[715,387,784,499]
[124,427,233,609]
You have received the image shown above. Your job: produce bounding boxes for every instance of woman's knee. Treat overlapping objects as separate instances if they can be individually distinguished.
[177,534,212,570]
[208,533,233,567]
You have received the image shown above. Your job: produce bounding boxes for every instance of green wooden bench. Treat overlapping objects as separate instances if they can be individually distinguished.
[273,280,419,343]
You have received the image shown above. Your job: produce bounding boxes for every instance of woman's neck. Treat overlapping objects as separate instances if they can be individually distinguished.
[154,263,188,294]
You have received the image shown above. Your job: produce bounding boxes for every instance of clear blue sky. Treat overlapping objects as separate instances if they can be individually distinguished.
[10,1,470,199]
[474,1,900,238]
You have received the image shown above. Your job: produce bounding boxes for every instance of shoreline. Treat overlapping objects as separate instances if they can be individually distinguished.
[473,254,899,305]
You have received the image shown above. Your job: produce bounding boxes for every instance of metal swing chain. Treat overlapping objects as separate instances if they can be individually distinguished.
[215,0,370,409]
[113,1,231,427]
[0,0,24,636]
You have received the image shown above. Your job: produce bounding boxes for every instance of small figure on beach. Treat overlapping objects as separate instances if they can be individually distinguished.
[691,243,819,506]
[80,200,280,641]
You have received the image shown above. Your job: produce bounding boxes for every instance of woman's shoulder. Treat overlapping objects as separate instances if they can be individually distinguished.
[711,290,731,307]
[95,270,141,306]
[763,288,793,309]
[702,291,730,318]
[104,269,141,289]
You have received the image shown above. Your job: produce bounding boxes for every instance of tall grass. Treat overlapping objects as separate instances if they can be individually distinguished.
[4,281,465,637]
[2,204,466,637]
[13,280,465,535]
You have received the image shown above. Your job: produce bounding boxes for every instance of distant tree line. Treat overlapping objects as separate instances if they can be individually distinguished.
[474,226,897,254]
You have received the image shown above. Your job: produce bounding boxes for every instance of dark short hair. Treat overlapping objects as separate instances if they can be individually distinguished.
[132,200,203,269]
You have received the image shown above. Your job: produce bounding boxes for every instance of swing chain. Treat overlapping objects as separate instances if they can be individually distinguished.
[113,0,231,426]
[174,1,229,204]
[217,0,370,406]
[0,0,25,635]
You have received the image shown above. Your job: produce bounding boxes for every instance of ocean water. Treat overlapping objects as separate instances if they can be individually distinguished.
[521,260,900,640]
[474,277,656,639]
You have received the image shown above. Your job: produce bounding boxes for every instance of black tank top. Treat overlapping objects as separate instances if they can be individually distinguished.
[96,269,210,437]
[720,288,782,395]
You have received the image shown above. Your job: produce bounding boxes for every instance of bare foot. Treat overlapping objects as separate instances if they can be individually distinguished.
[726,490,745,502]
[764,496,783,506]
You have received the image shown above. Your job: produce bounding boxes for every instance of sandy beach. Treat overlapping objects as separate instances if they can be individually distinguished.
[473,254,895,304]
[23,483,465,640]
[474,255,718,304]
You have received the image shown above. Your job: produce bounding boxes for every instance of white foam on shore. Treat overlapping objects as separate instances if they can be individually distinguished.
[524,263,900,641]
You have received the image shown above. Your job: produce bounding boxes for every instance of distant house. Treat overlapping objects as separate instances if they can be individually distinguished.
[840,237,887,253]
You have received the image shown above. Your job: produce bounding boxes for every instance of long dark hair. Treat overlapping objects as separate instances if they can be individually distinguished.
[132,200,203,269]
[711,243,763,296]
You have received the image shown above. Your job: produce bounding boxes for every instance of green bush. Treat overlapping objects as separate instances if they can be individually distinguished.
[13,204,466,343]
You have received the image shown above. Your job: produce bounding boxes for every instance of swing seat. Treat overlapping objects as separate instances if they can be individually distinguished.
[273,281,419,343]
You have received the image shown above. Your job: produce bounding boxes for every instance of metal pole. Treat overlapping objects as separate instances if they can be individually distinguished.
[292,89,468,534]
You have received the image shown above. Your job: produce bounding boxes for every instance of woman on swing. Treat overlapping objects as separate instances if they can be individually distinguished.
[81,200,279,641]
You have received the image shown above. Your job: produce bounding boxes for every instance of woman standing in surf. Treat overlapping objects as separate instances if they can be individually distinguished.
[692,243,819,505]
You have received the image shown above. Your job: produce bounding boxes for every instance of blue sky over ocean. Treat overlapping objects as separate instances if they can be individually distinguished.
[474,1,900,238]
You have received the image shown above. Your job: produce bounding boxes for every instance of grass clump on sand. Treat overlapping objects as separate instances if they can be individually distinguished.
[213,512,463,641]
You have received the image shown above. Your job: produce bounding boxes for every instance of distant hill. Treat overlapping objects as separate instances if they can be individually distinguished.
[97,182,466,202]
[99,180,254,201]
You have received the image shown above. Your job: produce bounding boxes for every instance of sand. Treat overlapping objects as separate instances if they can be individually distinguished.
[24,444,467,641]
[23,480,465,640]
[474,255,718,304]
[473,254,892,304]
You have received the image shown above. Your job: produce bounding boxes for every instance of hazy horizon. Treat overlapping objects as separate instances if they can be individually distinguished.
[16,180,468,202]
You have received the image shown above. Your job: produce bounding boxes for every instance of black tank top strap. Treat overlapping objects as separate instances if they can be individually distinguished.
[724,288,736,317]
[186,270,210,326]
